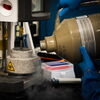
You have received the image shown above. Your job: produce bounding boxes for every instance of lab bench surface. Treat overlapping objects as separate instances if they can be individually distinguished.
[0,80,83,100]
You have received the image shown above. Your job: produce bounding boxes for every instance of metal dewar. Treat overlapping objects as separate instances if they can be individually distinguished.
[7,48,41,75]
[40,13,100,63]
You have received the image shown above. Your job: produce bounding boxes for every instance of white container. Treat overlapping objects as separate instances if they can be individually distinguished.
[42,61,75,80]
[0,0,18,22]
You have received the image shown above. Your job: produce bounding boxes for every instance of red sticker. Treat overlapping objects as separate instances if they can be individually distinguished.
[3,4,12,10]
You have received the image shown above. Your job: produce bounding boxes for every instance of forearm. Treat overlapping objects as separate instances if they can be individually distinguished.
[82,71,100,100]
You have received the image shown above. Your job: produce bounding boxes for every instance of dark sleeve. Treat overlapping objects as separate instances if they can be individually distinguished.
[82,71,100,100]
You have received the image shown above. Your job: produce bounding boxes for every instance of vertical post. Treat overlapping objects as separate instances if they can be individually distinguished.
[2,22,8,71]
[24,22,36,55]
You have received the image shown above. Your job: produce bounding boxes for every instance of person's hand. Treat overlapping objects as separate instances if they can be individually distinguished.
[57,0,87,17]
[79,46,96,73]
[57,0,81,17]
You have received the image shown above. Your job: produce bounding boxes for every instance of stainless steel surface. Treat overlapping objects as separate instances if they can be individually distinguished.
[76,16,96,58]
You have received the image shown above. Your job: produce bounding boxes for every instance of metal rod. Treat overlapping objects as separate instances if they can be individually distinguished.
[2,22,7,71]
[81,0,100,6]
[52,78,81,84]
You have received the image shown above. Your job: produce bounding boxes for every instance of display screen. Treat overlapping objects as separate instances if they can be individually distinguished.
[32,0,43,12]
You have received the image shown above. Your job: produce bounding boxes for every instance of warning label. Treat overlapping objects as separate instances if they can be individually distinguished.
[7,61,15,71]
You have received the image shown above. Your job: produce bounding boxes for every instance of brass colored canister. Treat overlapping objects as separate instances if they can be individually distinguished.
[40,13,100,63]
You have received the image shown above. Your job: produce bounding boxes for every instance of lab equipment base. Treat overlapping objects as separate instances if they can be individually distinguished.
[0,73,43,93]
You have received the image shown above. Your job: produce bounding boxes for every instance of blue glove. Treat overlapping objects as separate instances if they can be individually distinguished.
[79,46,96,73]
[57,0,87,17]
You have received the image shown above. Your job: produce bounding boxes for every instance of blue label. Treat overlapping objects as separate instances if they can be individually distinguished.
[45,61,69,67]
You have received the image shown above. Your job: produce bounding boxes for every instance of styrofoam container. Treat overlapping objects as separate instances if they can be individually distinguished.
[42,61,75,80]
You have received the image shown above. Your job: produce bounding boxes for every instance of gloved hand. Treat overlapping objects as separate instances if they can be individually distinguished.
[57,0,87,17]
[79,46,96,73]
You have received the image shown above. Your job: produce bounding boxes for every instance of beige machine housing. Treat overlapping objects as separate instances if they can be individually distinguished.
[40,13,100,63]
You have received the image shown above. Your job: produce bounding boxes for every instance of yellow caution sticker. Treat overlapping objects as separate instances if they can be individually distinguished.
[7,61,15,71]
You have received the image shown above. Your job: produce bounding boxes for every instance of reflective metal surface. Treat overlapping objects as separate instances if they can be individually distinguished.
[32,0,42,12]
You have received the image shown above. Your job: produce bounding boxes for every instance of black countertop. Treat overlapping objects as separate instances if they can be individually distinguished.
[0,80,83,100]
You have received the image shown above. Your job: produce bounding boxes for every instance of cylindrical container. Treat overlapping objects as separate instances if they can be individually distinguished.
[40,13,100,63]
[7,48,41,75]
